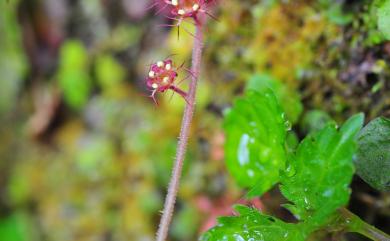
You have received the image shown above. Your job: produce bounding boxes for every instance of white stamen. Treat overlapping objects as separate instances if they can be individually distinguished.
[148,71,155,78]
[171,0,178,6]
[192,4,199,11]
[178,9,185,15]
[165,63,172,70]
[152,83,158,89]
[157,61,164,67]
[163,77,169,83]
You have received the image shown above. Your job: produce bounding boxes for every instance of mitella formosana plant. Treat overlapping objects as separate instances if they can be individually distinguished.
[145,1,216,241]
[144,1,390,241]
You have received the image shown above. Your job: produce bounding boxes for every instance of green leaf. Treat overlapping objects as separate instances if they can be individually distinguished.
[200,205,307,241]
[280,114,364,227]
[377,0,390,40]
[224,89,287,197]
[355,117,390,191]
[246,74,303,124]
[58,40,91,110]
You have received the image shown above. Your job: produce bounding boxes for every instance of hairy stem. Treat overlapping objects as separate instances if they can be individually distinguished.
[169,85,188,100]
[156,22,204,241]
[339,208,390,241]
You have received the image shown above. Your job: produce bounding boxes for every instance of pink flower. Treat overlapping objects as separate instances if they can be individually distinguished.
[146,59,188,104]
[153,0,216,24]
[166,0,205,18]
[146,59,178,92]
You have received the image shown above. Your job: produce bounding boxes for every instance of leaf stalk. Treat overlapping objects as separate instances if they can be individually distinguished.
[339,208,390,241]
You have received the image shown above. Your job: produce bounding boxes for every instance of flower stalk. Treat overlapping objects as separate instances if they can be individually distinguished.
[155,17,205,241]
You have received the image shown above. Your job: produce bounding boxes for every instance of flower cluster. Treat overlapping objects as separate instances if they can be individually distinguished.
[156,0,215,24]
[164,0,204,18]
[146,58,188,104]
[147,59,177,92]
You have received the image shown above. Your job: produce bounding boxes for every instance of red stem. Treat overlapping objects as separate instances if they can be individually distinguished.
[169,85,188,100]
[156,20,204,241]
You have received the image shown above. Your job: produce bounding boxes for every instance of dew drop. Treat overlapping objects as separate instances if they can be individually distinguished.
[238,134,250,166]
[247,169,255,178]
[303,197,311,210]
[284,120,292,131]
[233,234,245,241]
[285,163,296,177]
[322,188,333,197]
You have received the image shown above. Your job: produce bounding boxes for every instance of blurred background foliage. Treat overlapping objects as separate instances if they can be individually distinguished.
[0,0,389,241]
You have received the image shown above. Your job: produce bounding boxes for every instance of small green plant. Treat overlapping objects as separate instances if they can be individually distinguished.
[201,88,390,241]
